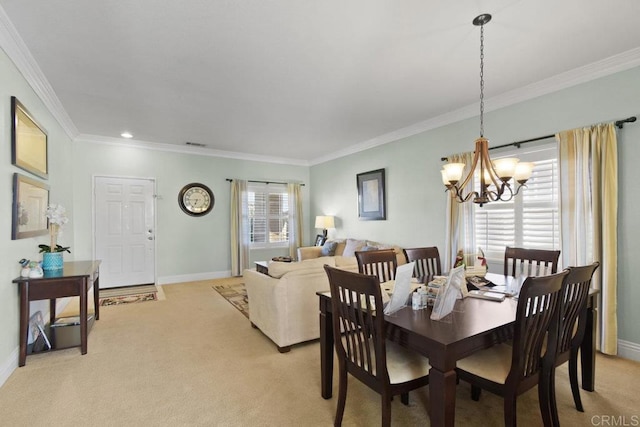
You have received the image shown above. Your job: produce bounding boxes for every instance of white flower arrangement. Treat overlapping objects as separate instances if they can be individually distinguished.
[40,204,71,253]
[45,204,69,226]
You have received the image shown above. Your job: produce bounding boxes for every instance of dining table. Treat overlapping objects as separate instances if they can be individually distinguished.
[317,272,598,427]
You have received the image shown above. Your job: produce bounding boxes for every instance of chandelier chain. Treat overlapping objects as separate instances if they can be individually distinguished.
[479,23,485,137]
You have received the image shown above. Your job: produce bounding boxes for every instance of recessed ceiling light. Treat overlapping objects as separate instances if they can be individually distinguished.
[121,132,133,138]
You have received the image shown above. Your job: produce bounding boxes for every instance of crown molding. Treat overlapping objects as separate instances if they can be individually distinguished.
[75,134,310,166]
[311,47,640,165]
[0,5,78,139]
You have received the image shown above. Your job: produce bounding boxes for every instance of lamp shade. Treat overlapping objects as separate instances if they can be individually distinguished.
[315,215,335,229]
[514,162,534,183]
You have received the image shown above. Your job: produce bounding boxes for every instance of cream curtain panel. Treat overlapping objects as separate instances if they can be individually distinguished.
[444,151,476,270]
[288,183,304,259]
[557,123,618,355]
[230,179,249,277]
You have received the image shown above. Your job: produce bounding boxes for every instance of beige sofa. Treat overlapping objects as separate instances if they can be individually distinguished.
[243,238,406,352]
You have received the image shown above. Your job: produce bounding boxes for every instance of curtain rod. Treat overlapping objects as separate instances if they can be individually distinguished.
[226,178,305,186]
[441,115,637,161]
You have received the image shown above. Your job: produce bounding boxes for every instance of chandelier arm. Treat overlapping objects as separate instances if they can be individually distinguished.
[511,182,527,197]
[455,141,482,191]
[495,183,515,202]
[453,186,479,203]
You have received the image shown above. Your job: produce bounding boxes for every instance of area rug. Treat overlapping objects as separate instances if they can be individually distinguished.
[99,284,161,306]
[212,282,249,319]
[100,292,157,306]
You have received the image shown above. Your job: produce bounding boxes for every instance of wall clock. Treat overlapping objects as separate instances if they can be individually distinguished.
[178,183,214,216]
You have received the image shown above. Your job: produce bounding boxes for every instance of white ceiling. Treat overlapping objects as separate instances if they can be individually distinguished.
[1,1,640,165]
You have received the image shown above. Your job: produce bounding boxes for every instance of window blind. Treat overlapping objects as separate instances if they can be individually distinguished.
[474,143,559,260]
[248,182,289,247]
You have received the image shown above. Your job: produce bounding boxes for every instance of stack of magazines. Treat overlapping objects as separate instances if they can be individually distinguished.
[426,276,447,306]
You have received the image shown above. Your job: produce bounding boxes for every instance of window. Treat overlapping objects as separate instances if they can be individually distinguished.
[474,142,559,260]
[247,182,289,248]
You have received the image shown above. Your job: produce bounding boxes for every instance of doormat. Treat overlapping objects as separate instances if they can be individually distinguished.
[99,284,160,306]
[212,283,249,319]
[99,292,158,306]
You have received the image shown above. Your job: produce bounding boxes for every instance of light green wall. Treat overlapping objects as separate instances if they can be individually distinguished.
[70,143,310,281]
[2,43,639,380]
[0,51,75,368]
[310,66,640,346]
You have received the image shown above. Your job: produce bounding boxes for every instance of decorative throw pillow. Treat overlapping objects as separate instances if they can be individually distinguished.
[342,239,367,257]
[321,241,338,256]
[360,245,378,252]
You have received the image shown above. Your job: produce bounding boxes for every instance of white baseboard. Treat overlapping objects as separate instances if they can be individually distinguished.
[0,347,18,388]
[618,339,640,362]
[158,270,232,285]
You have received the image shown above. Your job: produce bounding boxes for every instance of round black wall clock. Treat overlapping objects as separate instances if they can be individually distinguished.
[178,183,214,216]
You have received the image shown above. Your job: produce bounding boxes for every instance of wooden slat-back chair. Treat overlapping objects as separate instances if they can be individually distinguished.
[403,247,442,278]
[355,249,398,283]
[504,246,561,277]
[323,265,430,427]
[546,262,599,426]
[456,271,568,426]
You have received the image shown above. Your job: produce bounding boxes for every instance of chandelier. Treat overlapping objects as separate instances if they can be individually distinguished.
[441,14,534,207]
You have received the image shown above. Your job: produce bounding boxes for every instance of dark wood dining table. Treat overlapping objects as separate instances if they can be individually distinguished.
[318,272,598,427]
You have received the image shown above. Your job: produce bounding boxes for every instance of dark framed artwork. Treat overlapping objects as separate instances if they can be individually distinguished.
[12,173,50,240]
[314,234,327,246]
[11,96,49,179]
[357,168,386,220]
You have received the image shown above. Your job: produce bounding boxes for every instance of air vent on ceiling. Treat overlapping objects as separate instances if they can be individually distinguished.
[185,141,206,147]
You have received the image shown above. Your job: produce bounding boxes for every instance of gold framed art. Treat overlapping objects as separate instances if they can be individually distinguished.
[12,173,50,240]
[11,96,48,179]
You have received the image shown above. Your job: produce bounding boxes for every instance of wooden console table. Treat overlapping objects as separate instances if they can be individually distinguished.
[12,260,101,366]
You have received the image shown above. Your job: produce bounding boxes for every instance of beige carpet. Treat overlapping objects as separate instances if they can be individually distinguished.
[1,277,639,426]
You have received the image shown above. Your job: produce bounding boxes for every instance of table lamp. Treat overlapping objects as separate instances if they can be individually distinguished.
[315,215,335,238]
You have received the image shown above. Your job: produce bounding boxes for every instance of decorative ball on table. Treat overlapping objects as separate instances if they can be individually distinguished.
[40,204,71,271]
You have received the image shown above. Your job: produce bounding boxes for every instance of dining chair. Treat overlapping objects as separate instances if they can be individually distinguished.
[323,265,431,427]
[403,247,442,278]
[455,270,569,426]
[504,246,561,277]
[546,262,600,426]
[355,249,398,282]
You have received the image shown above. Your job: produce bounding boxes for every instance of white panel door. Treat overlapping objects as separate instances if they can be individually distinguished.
[95,177,155,288]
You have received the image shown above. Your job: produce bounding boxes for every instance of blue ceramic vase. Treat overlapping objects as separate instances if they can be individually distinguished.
[42,252,64,271]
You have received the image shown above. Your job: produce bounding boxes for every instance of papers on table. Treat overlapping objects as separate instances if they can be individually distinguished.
[383,262,415,315]
[468,289,506,302]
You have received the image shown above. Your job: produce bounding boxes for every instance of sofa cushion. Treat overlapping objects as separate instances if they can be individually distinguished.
[321,241,338,256]
[342,238,367,257]
[268,257,336,279]
[360,245,378,252]
[335,256,358,268]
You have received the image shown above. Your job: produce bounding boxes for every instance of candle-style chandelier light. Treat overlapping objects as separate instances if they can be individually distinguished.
[441,14,534,207]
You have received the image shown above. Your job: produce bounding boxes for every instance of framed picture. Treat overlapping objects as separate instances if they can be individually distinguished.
[12,173,50,240]
[357,168,386,220]
[28,311,51,352]
[11,96,48,179]
[314,234,327,246]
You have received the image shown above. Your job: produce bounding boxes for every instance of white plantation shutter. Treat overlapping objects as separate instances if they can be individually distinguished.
[248,183,289,247]
[522,158,559,249]
[474,142,559,260]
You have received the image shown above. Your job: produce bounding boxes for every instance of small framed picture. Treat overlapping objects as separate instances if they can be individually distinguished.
[28,311,51,352]
[315,235,327,246]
